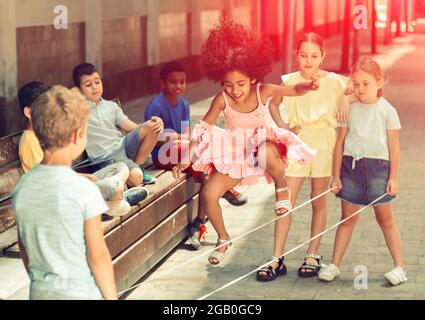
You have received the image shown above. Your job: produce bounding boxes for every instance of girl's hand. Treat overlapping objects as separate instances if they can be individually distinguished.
[386,179,398,196]
[330,177,342,193]
[172,163,191,179]
[336,97,350,123]
[290,125,301,135]
[309,73,320,90]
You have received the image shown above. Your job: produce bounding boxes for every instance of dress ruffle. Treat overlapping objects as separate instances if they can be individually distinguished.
[191,121,317,185]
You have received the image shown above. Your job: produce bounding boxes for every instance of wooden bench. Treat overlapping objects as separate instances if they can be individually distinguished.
[0,130,200,294]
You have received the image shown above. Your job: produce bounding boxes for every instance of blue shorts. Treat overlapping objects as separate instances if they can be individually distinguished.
[104,126,142,171]
[336,156,396,206]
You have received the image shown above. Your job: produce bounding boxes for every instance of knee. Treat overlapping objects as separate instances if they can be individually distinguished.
[201,185,220,203]
[128,169,143,187]
[341,215,359,228]
[140,122,159,140]
[311,197,327,212]
[376,216,394,230]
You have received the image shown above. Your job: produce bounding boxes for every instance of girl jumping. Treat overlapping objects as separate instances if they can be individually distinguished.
[173,18,318,265]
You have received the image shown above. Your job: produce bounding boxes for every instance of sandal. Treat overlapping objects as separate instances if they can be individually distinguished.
[256,256,287,282]
[298,252,322,278]
[208,238,232,265]
[275,186,291,217]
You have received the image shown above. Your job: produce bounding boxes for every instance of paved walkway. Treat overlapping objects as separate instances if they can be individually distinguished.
[126,33,425,300]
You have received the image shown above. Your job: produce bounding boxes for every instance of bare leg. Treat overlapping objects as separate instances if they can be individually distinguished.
[374,203,405,269]
[280,176,305,252]
[331,201,362,267]
[256,176,305,275]
[300,177,331,274]
[134,123,159,165]
[202,172,240,263]
[197,173,208,221]
[127,167,144,187]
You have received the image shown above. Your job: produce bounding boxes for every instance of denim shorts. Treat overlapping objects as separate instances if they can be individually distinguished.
[336,156,396,206]
[105,126,142,171]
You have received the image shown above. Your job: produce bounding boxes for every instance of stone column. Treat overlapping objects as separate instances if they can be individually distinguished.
[84,0,102,72]
[190,0,201,55]
[147,0,160,66]
[0,0,17,97]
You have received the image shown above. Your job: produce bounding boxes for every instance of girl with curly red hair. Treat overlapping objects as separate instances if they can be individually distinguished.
[173,18,318,266]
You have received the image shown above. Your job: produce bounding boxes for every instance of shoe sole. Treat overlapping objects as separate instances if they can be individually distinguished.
[223,198,248,206]
[256,268,287,282]
[318,273,340,282]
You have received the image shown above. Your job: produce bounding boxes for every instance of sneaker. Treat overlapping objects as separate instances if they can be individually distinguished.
[222,187,248,206]
[101,214,113,222]
[105,199,131,217]
[124,187,149,206]
[140,168,157,184]
[318,263,341,282]
[187,218,207,250]
[384,266,407,286]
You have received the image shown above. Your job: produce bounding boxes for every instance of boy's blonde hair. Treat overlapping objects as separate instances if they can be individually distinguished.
[31,85,90,150]
[351,56,384,97]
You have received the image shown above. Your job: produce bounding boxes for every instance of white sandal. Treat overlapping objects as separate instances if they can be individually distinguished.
[384,266,407,286]
[274,187,292,217]
[208,238,232,266]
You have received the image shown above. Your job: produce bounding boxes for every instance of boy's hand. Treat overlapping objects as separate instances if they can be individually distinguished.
[330,177,342,193]
[150,116,164,133]
[386,178,398,196]
[172,163,190,180]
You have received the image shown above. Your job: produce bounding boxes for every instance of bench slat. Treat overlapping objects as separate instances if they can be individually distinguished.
[114,194,199,292]
[105,176,200,258]
[0,132,22,168]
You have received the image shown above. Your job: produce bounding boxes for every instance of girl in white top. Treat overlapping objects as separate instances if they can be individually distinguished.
[318,57,407,286]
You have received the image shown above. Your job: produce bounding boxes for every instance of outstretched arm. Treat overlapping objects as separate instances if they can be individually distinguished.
[261,77,319,99]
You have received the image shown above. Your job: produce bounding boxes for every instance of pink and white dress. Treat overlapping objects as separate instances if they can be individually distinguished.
[191,84,317,185]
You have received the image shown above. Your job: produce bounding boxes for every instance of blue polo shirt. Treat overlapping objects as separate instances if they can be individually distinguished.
[144,93,190,161]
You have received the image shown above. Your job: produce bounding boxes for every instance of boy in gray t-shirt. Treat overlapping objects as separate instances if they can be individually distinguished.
[72,63,164,187]
[12,86,117,300]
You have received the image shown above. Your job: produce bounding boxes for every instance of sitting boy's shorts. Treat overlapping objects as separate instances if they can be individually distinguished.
[336,156,396,206]
[93,162,127,200]
[107,126,142,171]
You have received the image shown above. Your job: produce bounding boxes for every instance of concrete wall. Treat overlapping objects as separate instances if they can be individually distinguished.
[1,0,349,137]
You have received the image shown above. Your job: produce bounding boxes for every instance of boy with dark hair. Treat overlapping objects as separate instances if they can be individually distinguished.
[73,62,163,187]
[18,81,51,173]
[13,86,117,299]
[145,61,248,250]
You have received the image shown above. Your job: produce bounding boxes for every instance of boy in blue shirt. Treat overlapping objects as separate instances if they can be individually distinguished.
[145,62,248,250]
